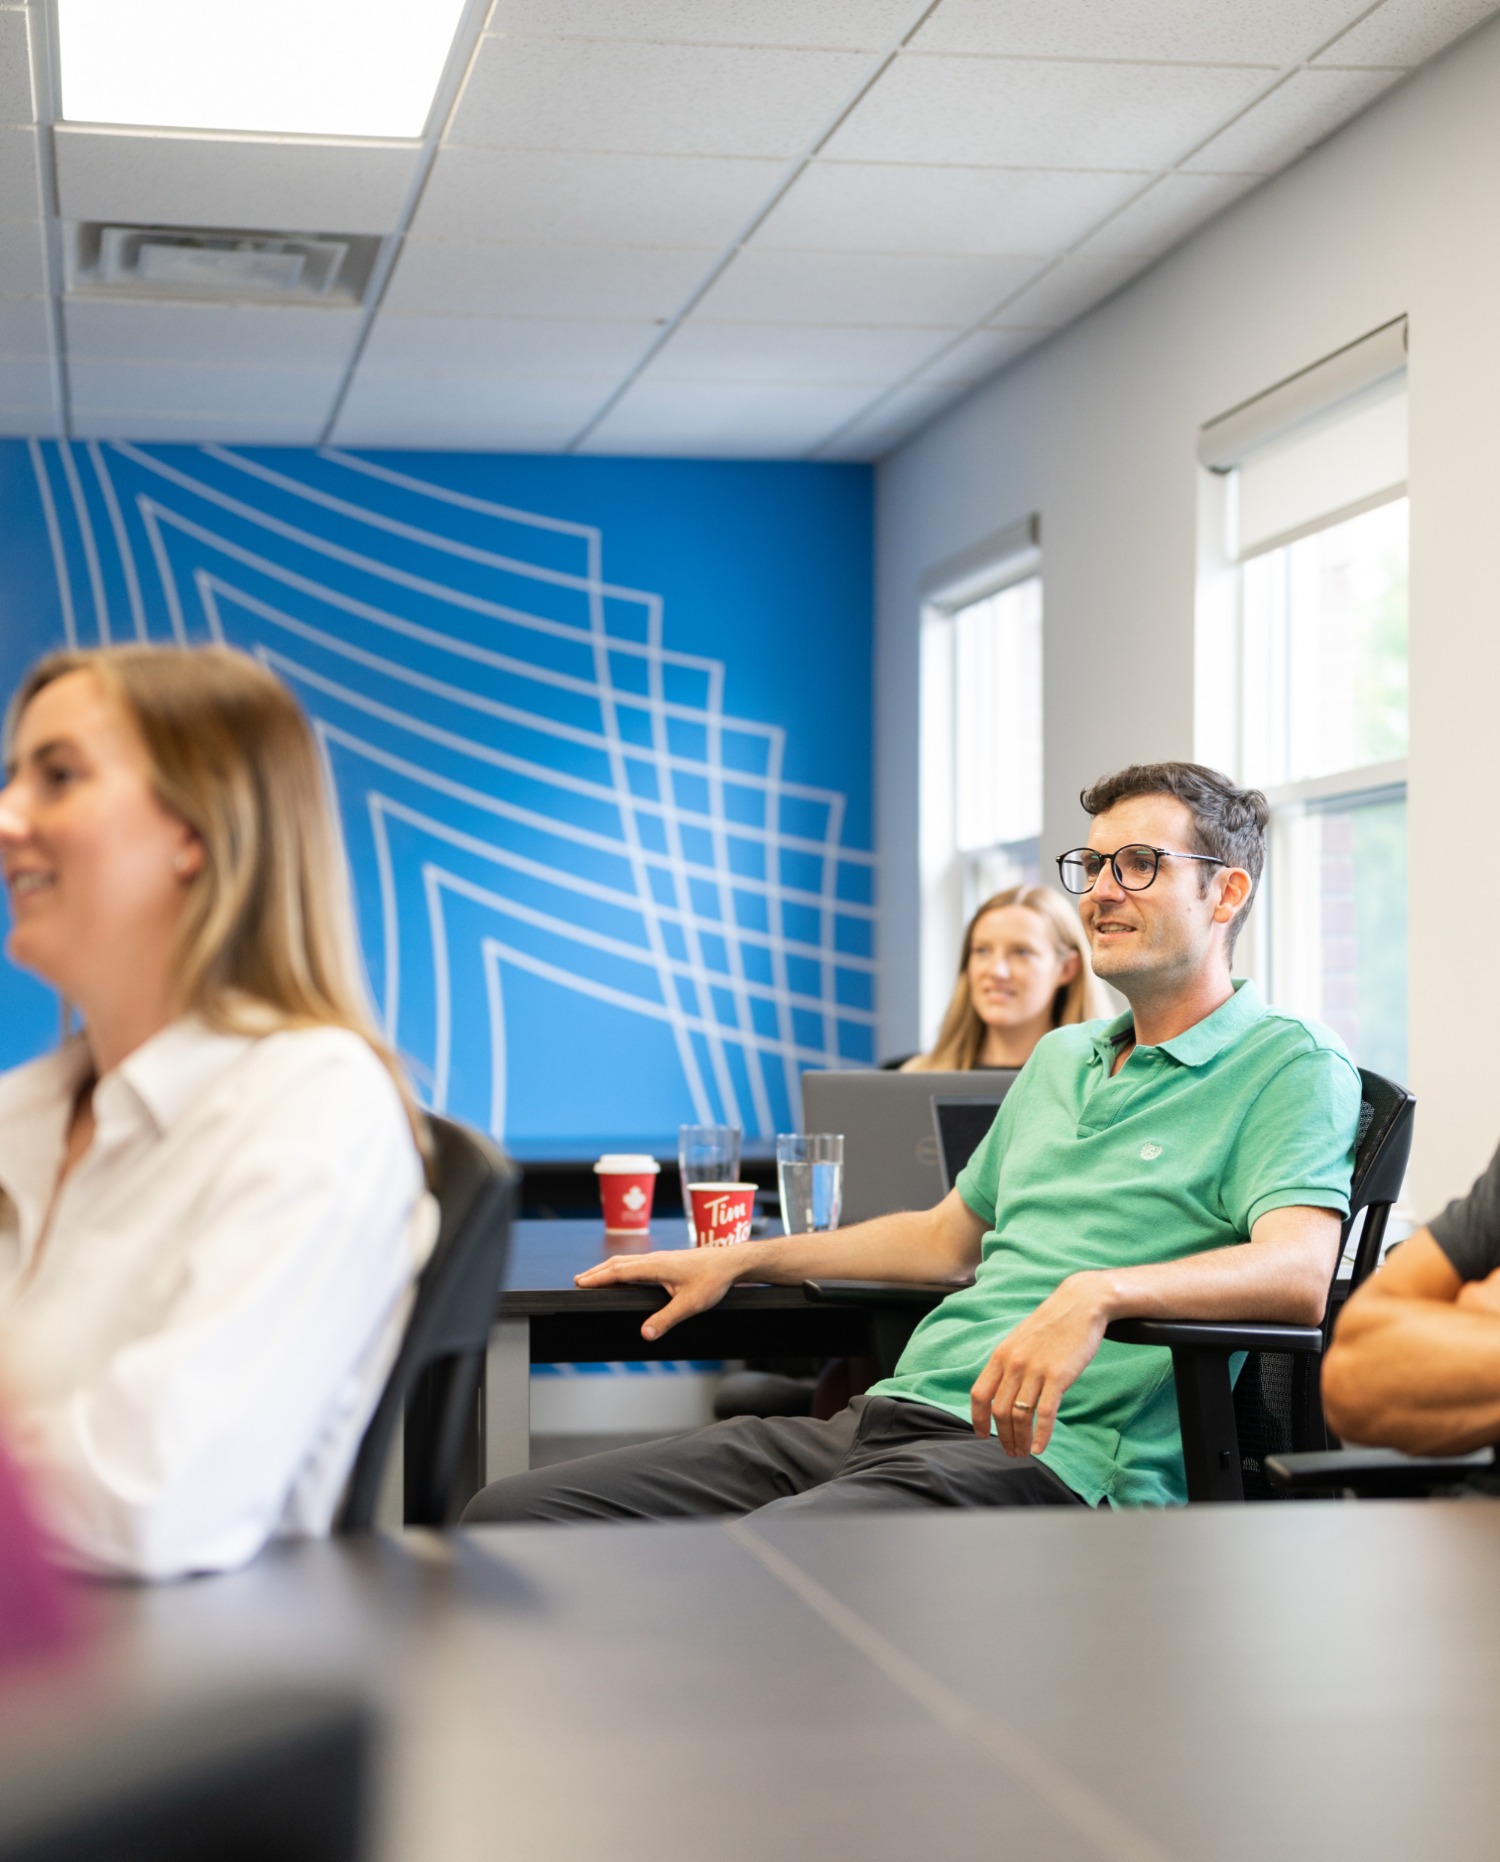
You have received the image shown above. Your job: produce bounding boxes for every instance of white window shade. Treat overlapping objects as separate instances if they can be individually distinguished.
[1234,374,1407,558]
[1198,316,1408,560]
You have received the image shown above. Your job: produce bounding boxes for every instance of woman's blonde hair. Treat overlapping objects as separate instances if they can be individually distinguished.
[9,644,428,1162]
[908,884,1109,1072]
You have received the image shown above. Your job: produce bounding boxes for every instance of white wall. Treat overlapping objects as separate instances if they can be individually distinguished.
[875,15,1500,1213]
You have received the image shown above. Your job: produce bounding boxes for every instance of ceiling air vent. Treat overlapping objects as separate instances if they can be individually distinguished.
[66,223,381,304]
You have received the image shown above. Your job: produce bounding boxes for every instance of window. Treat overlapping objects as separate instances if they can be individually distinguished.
[918,523,1042,1043]
[1202,343,1409,1087]
[1242,499,1409,1083]
[952,574,1043,912]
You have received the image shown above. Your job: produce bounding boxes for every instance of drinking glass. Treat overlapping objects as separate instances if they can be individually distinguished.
[776,1133,843,1235]
[678,1123,741,1242]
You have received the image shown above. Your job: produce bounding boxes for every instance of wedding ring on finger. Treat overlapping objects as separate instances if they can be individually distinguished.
[1012,1401,1033,1412]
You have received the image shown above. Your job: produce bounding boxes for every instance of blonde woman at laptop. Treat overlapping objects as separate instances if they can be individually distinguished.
[0,646,434,1580]
[904,884,1109,1072]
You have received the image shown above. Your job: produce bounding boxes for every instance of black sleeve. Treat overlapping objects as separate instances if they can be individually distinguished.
[1428,1141,1500,1282]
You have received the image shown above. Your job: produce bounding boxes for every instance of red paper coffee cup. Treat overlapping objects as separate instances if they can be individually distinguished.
[595,1155,660,1233]
[687,1181,756,1248]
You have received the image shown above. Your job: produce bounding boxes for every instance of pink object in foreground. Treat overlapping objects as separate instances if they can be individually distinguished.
[687,1182,756,1247]
[595,1154,660,1234]
[0,1438,72,1668]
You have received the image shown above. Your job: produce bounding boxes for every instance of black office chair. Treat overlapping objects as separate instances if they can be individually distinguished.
[1105,1067,1415,1501]
[338,1114,519,1532]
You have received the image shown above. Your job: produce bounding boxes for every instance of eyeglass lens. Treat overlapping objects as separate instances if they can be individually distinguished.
[1059,846,1160,892]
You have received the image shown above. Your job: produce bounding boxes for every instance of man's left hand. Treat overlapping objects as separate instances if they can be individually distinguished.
[969,1272,1110,1457]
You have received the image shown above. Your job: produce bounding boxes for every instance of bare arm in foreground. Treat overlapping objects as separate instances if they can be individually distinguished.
[574,1190,985,1340]
[1322,1230,1500,1454]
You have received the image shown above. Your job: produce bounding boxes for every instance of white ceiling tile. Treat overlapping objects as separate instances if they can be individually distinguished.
[822,55,1273,168]
[1182,67,1402,173]
[0,128,41,220]
[915,324,1048,383]
[584,377,876,453]
[70,410,326,442]
[0,355,51,403]
[0,295,48,352]
[1082,171,1261,257]
[63,299,362,368]
[1314,0,1500,66]
[415,148,783,247]
[487,0,919,49]
[755,162,1146,256]
[383,240,708,318]
[54,127,422,236]
[0,406,60,437]
[450,36,874,157]
[69,359,343,419]
[697,248,1040,325]
[359,312,659,377]
[339,371,607,429]
[986,251,1148,326]
[581,429,829,457]
[0,10,33,125]
[331,410,579,450]
[648,318,947,381]
[814,376,968,458]
[0,221,45,295]
[912,0,1364,65]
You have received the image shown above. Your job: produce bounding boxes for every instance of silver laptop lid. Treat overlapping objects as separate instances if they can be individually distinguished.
[801,1069,1018,1225]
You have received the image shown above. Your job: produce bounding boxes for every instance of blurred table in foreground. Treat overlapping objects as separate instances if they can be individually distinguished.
[81,1499,1500,1861]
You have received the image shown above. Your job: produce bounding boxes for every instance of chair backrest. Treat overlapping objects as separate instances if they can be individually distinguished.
[338,1114,519,1533]
[1233,1066,1415,1498]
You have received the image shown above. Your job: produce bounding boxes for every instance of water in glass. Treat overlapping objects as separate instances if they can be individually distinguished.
[776,1133,843,1234]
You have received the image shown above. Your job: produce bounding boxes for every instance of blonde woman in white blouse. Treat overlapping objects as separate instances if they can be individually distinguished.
[0,645,434,1580]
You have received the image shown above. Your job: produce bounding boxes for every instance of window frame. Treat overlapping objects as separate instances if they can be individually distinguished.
[1228,487,1410,1013]
[917,531,1042,1045]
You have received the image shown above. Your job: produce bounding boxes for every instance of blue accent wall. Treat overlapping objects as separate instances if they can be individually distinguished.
[0,443,874,1153]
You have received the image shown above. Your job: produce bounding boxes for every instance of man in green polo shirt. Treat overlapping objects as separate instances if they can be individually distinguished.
[463,761,1360,1523]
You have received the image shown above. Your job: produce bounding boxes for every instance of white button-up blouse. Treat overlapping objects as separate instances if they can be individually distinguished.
[0,1019,436,1579]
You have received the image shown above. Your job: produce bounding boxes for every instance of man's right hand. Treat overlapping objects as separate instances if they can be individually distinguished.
[574,1245,754,1341]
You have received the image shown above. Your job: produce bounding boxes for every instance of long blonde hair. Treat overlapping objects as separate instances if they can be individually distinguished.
[9,645,428,1162]
[909,884,1109,1072]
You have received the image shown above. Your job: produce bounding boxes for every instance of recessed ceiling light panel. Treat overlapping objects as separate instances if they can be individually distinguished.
[57,0,470,140]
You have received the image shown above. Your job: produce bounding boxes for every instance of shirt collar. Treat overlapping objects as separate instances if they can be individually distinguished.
[1089,978,1264,1071]
[108,1019,258,1135]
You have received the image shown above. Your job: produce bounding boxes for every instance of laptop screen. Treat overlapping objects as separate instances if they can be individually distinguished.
[930,1096,1008,1195]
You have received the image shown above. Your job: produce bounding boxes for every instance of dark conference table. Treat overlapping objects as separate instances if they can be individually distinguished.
[82,1499,1500,1860]
[486,1216,952,1480]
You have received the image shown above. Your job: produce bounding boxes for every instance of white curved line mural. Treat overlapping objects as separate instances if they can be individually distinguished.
[22,441,875,1147]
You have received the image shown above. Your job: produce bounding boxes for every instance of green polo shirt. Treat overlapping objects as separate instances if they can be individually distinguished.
[868,980,1360,1508]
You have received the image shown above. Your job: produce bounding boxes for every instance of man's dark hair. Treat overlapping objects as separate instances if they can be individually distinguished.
[1079,761,1269,958]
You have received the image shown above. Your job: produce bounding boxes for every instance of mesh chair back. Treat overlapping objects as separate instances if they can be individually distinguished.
[1234,1067,1415,1498]
[338,1115,519,1532]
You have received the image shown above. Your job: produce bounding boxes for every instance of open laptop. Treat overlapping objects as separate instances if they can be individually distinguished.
[801,1069,1017,1225]
[931,1096,1010,1195]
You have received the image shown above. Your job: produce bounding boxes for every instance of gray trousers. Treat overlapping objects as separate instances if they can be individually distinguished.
[460,1394,1086,1525]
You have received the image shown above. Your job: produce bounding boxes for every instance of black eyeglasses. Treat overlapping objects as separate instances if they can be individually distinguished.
[1055,845,1228,894]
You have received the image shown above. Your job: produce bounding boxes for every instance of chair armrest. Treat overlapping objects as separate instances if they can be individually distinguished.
[1265,1445,1496,1496]
[802,1278,973,1306]
[1105,1318,1324,1354]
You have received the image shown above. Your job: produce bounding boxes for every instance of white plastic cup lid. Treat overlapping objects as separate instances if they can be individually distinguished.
[594,1154,661,1173]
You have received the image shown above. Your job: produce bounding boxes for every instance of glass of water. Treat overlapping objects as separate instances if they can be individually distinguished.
[679,1123,741,1242]
[776,1133,843,1235]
